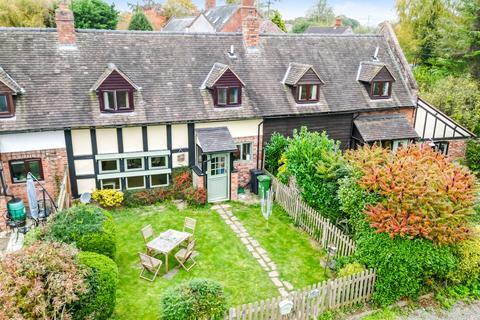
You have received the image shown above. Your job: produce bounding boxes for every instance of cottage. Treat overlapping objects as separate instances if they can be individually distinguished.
[0,0,472,213]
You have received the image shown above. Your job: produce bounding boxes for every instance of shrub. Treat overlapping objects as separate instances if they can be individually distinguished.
[92,189,124,208]
[337,262,366,278]
[0,242,87,320]
[43,204,116,259]
[184,187,207,206]
[446,228,480,284]
[172,170,192,197]
[282,127,346,221]
[264,132,289,175]
[355,228,457,306]
[346,144,477,244]
[160,279,227,320]
[123,187,171,208]
[73,251,118,320]
[466,139,480,175]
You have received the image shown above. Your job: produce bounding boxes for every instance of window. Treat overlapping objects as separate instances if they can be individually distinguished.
[10,159,43,183]
[433,141,449,155]
[216,87,241,106]
[371,82,391,99]
[126,176,145,190]
[100,178,121,190]
[393,139,409,151]
[0,94,13,117]
[99,159,119,173]
[149,156,168,169]
[102,90,132,112]
[125,158,144,171]
[297,85,319,103]
[210,156,226,176]
[151,174,169,187]
[233,143,252,161]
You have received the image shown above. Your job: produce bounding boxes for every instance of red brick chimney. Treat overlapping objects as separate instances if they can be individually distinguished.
[205,0,216,10]
[56,0,76,46]
[242,0,255,7]
[242,11,260,50]
[335,17,342,27]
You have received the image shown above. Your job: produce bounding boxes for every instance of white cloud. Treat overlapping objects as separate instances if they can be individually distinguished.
[333,1,397,26]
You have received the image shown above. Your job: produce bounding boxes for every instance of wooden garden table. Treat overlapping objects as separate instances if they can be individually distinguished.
[146,229,191,272]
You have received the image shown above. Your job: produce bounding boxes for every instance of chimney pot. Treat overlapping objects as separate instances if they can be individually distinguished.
[335,17,342,27]
[242,12,260,50]
[56,0,76,46]
[205,0,216,10]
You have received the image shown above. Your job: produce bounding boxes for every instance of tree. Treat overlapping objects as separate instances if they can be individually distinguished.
[292,17,314,33]
[270,10,286,32]
[308,0,334,25]
[162,0,197,20]
[0,0,56,27]
[257,0,280,19]
[71,0,119,30]
[128,9,153,30]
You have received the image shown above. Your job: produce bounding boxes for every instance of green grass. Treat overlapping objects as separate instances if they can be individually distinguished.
[231,202,328,289]
[112,202,278,320]
[361,308,398,320]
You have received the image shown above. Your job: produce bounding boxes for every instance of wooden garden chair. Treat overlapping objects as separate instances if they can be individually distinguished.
[141,224,155,253]
[181,217,196,247]
[175,240,196,272]
[139,253,163,282]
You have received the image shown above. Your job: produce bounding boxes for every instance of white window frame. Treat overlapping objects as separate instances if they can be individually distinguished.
[0,95,8,112]
[103,90,130,111]
[99,159,120,174]
[124,157,145,172]
[392,139,409,152]
[217,87,228,105]
[100,178,121,190]
[150,173,170,188]
[234,142,253,162]
[125,176,146,190]
[149,156,168,169]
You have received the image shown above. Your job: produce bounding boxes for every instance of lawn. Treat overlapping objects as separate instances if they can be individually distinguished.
[231,202,328,289]
[112,201,328,319]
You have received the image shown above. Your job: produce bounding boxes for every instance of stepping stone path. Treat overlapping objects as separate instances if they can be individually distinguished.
[212,204,293,296]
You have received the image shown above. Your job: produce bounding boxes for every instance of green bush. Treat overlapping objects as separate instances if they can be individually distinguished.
[123,188,171,208]
[43,204,116,259]
[73,251,118,320]
[264,132,289,175]
[354,228,457,306]
[446,228,480,285]
[282,127,346,221]
[160,279,227,320]
[337,262,366,278]
[466,139,480,175]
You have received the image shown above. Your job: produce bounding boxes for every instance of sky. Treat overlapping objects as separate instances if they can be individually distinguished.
[106,0,397,26]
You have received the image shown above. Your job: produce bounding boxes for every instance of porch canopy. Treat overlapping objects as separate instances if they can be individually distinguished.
[354,114,419,143]
[195,127,237,154]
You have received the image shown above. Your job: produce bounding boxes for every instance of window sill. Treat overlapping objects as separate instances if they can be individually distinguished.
[100,109,134,114]
[214,104,242,108]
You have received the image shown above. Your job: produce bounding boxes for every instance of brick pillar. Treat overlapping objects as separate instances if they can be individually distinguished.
[242,11,260,49]
[56,0,76,46]
[205,0,216,10]
[231,171,239,201]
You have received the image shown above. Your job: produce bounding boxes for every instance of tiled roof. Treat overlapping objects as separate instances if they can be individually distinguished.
[354,114,419,142]
[305,26,353,35]
[196,127,237,153]
[0,29,416,133]
[90,63,141,91]
[283,63,323,85]
[204,5,239,31]
[357,61,395,83]
[0,66,24,94]
[162,17,195,32]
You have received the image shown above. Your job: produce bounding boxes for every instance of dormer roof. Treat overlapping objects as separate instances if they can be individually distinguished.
[90,63,141,92]
[357,61,396,83]
[282,63,324,86]
[0,66,24,94]
[202,63,245,89]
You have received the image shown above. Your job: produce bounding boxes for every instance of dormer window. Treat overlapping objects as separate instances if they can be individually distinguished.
[203,63,245,108]
[283,63,324,104]
[0,66,24,118]
[357,62,395,100]
[103,90,131,111]
[91,63,140,113]
[297,84,319,102]
[0,94,13,116]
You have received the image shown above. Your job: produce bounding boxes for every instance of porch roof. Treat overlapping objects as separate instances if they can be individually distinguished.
[196,127,237,154]
[354,114,419,142]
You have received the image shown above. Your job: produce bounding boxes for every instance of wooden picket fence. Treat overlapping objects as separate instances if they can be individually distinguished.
[56,166,70,211]
[266,172,356,257]
[225,269,376,319]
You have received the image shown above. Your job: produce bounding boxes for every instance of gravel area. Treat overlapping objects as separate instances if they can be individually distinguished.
[399,301,480,320]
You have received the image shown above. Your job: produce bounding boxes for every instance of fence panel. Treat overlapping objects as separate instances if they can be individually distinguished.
[266,172,356,257]
[225,269,376,320]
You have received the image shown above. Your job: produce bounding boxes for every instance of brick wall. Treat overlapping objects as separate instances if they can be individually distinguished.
[360,106,416,124]
[0,148,68,209]
[231,171,238,201]
[447,139,467,161]
[233,135,261,188]
[0,196,6,231]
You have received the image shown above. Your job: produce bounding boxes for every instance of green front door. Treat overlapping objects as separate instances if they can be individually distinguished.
[207,153,230,202]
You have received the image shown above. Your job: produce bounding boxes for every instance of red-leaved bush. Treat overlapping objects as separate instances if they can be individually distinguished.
[0,242,87,320]
[347,144,477,244]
